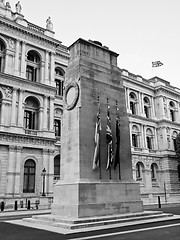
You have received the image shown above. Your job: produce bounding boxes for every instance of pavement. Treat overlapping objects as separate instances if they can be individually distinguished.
[1,206,180,240]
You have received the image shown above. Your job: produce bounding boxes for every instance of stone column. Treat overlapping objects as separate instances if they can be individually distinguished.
[48,149,54,195]
[20,41,26,78]
[45,51,49,84]
[126,87,130,111]
[6,145,16,195]
[50,52,55,86]
[151,97,155,118]
[159,96,165,119]
[4,50,10,73]
[40,61,45,84]
[49,96,54,131]
[42,149,49,195]
[0,100,5,125]
[43,96,48,130]
[138,92,142,116]
[140,124,144,148]
[11,87,17,126]
[17,89,24,127]
[14,39,20,76]
[154,127,158,150]
[14,146,22,195]
[39,107,43,131]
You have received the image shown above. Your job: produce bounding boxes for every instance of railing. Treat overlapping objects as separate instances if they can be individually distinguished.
[25,129,38,136]
[27,22,45,34]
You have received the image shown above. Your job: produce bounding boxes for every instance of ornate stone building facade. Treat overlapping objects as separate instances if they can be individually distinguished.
[0,2,69,207]
[122,70,180,204]
[0,2,179,207]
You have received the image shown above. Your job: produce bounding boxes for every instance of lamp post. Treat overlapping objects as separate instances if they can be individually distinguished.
[42,167,46,196]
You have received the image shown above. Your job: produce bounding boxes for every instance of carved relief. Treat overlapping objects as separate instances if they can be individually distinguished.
[54,108,62,117]
[8,38,15,49]
[1,86,12,98]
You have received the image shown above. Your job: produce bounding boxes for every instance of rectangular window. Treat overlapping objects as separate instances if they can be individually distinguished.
[130,102,136,114]
[147,136,152,149]
[132,134,138,147]
[24,110,35,129]
[26,66,37,82]
[56,80,64,96]
[54,119,61,137]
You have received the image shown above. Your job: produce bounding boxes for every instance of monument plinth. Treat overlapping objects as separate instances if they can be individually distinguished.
[51,38,143,218]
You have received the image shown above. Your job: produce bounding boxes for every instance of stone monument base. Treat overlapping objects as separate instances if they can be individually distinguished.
[51,181,143,218]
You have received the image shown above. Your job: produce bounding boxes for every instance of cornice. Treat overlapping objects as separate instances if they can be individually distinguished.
[0,72,56,96]
[0,16,65,49]
[0,131,57,147]
[155,86,180,100]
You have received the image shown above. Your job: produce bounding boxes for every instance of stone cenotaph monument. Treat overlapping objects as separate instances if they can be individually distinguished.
[51,38,143,220]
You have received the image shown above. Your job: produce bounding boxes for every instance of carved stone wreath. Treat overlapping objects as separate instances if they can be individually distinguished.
[64,82,79,110]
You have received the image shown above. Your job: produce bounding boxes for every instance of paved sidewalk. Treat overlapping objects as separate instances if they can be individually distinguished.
[0,209,51,219]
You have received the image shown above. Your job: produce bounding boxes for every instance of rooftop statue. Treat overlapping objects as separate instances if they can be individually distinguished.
[15,1,22,14]
[6,1,11,9]
[46,16,53,31]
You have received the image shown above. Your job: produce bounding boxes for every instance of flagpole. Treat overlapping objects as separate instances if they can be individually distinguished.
[117,106,121,180]
[107,99,112,180]
[98,98,101,180]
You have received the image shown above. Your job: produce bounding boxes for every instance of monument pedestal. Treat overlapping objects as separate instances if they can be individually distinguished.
[52,181,142,218]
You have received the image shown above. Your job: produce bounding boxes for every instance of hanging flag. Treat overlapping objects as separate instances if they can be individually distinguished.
[92,106,101,170]
[114,115,120,170]
[152,61,163,67]
[106,106,113,170]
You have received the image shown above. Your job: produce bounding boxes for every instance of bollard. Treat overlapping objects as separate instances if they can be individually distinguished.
[0,201,4,211]
[158,196,161,208]
[14,201,18,210]
[27,200,30,210]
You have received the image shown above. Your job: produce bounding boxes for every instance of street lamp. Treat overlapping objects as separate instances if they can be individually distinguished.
[42,167,46,196]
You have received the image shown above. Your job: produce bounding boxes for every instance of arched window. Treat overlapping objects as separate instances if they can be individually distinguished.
[146,128,153,149]
[55,67,65,97]
[144,97,150,118]
[129,92,137,115]
[151,163,158,182]
[172,131,178,151]
[54,155,60,181]
[136,162,144,181]
[24,96,40,130]
[23,159,36,193]
[178,164,180,182]
[169,101,176,122]
[26,50,40,82]
[0,39,5,72]
[132,125,139,148]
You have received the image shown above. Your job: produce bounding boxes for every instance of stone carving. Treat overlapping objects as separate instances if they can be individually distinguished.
[5,1,11,9]
[15,1,22,14]
[54,108,62,117]
[8,38,15,49]
[46,16,53,31]
[1,86,12,98]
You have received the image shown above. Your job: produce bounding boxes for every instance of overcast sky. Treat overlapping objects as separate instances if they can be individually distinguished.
[7,0,180,87]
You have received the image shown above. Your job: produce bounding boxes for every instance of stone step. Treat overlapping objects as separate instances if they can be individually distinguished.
[23,211,173,230]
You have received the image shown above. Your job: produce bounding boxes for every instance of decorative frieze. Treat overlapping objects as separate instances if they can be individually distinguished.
[0,132,56,147]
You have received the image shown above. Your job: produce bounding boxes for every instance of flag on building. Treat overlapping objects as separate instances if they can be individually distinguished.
[152,61,163,67]
[114,116,120,170]
[92,106,101,170]
[106,106,113,170]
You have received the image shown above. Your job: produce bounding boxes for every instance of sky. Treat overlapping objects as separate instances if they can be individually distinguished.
[6,0,180,87]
